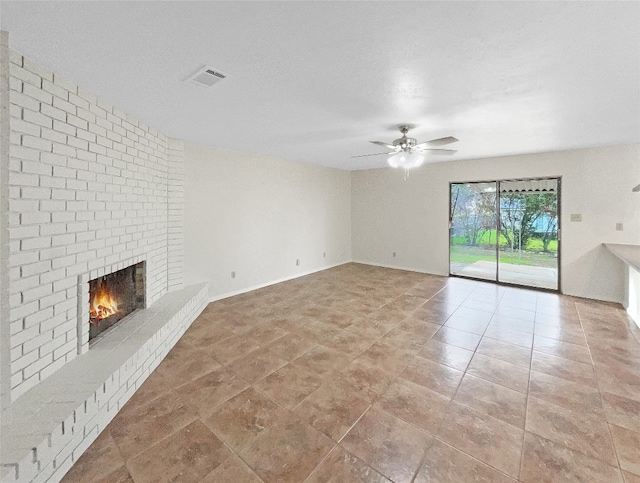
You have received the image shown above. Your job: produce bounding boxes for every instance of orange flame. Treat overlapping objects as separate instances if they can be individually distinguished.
[90,284,119,322]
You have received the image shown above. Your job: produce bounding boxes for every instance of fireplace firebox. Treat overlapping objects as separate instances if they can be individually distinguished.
[88,262,145,341]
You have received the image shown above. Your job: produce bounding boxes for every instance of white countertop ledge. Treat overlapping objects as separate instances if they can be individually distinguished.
[604,243,640,272]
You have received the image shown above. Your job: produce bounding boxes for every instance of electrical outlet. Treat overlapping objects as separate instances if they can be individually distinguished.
[393,252,396,257]
[231,271,235,279]
[616,223,623,231]
[296,259,300,266]
[570,214,582,222]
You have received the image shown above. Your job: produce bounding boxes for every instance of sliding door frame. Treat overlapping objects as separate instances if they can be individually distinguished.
[448,176,562,293]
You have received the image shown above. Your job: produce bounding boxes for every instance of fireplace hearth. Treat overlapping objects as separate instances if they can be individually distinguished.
[89,262,145,341]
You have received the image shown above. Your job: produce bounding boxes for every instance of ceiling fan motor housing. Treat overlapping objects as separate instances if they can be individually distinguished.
[393,125,417,151]
[393,136,417,150]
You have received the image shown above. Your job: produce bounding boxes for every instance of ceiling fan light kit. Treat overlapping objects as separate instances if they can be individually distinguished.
[388,151,424,169]
[352,125,459,172]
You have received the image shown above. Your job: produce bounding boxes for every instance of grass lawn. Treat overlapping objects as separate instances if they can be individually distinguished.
[452,230,558,252]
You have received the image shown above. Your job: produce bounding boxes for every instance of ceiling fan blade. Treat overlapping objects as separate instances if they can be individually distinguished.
[422,148,458,155]
[414,136,459,149]
[370,141,397,150]
[350,152,394,158]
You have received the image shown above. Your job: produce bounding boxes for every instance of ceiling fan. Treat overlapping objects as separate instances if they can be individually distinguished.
[352,125,458,170]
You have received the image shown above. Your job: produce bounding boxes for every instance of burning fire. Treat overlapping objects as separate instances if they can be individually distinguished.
[90,283,119,322]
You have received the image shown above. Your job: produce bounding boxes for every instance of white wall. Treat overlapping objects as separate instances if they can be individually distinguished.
[352,145,640,303]
[184,143,352,300]
[627,266,640,328]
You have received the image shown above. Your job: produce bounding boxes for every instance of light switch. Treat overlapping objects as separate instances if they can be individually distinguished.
[570,214,582,222]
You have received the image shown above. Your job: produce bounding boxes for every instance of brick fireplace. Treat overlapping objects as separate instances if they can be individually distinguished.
[87,260,145,343]
[4,47,180,399]
[0,35,205,483]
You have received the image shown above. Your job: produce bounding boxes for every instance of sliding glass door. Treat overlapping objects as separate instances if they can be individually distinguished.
[450,178,559,291]
[497,179,559,290]
[449,182,498,282]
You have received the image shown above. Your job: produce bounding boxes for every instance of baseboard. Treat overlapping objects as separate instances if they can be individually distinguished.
[351,259,449,278]
[208,260,352,304]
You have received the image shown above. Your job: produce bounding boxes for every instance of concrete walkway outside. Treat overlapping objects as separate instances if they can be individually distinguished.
[451,260,558,290]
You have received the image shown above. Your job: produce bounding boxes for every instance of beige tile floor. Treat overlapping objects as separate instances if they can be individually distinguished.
[62,263,640,483]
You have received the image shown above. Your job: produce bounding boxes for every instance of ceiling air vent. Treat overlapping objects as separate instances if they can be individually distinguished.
[186,66,227,87]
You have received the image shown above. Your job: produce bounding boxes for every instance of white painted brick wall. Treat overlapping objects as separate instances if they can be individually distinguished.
[167,138,184,291]
[6,50,174,401]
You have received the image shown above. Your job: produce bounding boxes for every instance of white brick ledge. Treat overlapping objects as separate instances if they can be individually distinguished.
[0,282,208,483]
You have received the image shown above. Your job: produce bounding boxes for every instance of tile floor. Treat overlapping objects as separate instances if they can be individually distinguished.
[61,263,640,483]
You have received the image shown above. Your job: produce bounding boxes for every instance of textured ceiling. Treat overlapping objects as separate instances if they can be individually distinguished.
[2,1,639,170]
